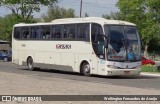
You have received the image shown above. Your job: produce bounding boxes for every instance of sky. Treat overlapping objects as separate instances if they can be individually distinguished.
[0,0,119,18]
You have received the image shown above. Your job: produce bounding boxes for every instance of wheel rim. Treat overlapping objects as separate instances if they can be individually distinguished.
[83,64,90,74]
[28,58,33,69]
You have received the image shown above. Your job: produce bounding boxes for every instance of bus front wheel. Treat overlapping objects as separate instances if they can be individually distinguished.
[27,57,35,71]
[81,62,90,76]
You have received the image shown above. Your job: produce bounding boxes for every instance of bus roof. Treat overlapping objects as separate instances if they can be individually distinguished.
[14,17,136,27]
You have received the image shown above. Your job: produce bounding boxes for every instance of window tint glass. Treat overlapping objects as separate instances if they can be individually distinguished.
[109,26,124,53]
[63,25,76,39]
[91,23,104,58]
[53,25,62,39]
[31,27,36,39]
[21,27,30,39]
[14,27,20,39]
[35,27,41,39]
[14,24,90,41]
[77,24,89,40]
[63,25,68,39]
[41,26,51,39]
[91,24,103,43]
[51,26,55,39]
[68,25,76,39]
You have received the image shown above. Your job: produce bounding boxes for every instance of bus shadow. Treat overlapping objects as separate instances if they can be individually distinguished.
[22,68,82,76]
[20,68,159,79]
[92,74,159,79]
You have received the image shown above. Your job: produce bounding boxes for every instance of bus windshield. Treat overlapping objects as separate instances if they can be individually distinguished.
[104,25,141,62]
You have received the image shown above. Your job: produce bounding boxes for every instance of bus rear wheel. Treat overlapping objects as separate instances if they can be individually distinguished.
[81,62,90,76]
[27,57,35,71]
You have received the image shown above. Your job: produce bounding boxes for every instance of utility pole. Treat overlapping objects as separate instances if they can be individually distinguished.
[80,0,82,17]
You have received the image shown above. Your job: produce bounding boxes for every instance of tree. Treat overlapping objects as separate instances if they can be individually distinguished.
[84,12,89,17]
[0,14,25,42]
[0,0,57,22]
[41,5,75,22]
[0,13,40,42]
[145,0,160,23]
[102,12,125,20]
[116,0,160,57]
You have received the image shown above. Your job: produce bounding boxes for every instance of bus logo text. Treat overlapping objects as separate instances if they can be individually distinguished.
[56,44,71,49]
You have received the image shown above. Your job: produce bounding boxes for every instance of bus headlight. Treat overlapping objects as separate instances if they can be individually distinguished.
[107,65,118,69]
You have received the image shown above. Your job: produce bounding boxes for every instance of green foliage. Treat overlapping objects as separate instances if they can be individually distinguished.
[0,0,57,22]
[102,12,125,20]
[0,0,57,42]
[141,65,160,72]
[116,0,160,52]
[41,5,75,22]
[0,14,19,42]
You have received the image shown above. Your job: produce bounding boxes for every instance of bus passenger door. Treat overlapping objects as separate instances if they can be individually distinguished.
[91,36,106,75]
[91,23,105,75]
[91,53,98,74]
[97,36,106,75]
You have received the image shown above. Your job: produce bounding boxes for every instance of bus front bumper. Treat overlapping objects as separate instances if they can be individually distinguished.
[105,68,141,76]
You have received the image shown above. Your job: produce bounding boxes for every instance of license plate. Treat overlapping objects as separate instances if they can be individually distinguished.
[124,71,130,74]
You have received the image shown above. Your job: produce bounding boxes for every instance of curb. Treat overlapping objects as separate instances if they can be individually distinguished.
[141,73,160,77]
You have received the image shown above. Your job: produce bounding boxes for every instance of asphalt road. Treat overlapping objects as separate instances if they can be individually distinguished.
[0,62,160,90]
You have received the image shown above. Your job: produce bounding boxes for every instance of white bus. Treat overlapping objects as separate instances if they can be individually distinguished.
[12,17,141,76]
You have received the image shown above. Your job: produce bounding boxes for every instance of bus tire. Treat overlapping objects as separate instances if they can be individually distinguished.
[81,62,90,76]
[27,57,35,71]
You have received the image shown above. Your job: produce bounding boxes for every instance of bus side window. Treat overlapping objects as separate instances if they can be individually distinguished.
[77,25,82,39]
[14,27,20,39]
[51,26,56,39]
[55,25,62,39]
[46,26,51,39]
[40,26,51,40]
[83,24,89,40]
[35,27,40,39]
[77,24,89,41]
[63,25,68,39]
[41,26,46,39]
[21,27,30,39]
[21,27,25,39]
[91,24,103,42]
[31,27,36,39]
[68,25,76,39]
[91,23,104,57]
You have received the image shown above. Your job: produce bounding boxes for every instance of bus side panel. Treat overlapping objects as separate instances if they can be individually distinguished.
[12,49,19,65]
[19,50,35,66]
[34,51,61,69]
[78,53,92,72]
[91,54,98,75]
[61,53,75,72]
[12,39,19,65]
[74,53,79,72]
[19,50,26,65]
